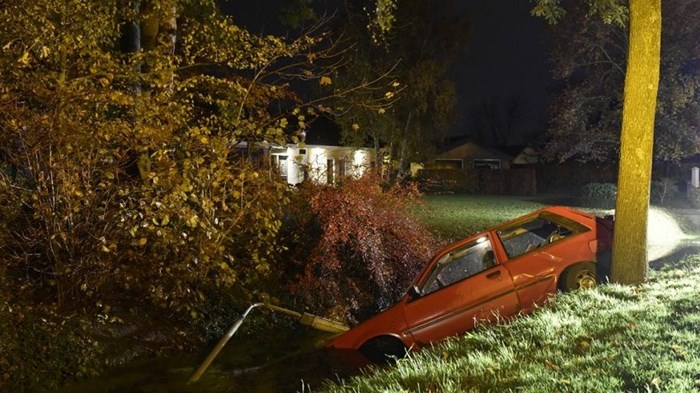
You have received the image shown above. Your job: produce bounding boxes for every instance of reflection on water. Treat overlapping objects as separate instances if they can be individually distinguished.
[55,328,370,393]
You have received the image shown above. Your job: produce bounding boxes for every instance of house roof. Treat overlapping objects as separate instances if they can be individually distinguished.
[438,140,514,161]
[303,115,342,146]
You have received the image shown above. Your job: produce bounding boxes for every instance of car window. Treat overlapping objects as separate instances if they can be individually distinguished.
[496,214,581,259]
[421,236,495,295]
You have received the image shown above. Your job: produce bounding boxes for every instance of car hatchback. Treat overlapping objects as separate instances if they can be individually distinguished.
[327,206,614,360]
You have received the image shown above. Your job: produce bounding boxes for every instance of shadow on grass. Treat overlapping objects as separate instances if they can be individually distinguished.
[518,194,613,209]
[649,241,700,271]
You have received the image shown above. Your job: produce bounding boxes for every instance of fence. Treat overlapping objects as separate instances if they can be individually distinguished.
[415,168,536,195]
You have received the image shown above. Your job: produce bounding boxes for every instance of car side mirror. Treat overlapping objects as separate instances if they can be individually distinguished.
[407,285,422,299]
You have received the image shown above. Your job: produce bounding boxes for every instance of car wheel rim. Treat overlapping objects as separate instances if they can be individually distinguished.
[575,270,596,289]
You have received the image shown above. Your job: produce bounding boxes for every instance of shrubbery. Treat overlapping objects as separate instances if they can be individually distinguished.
[580,182,617,207]
[688,187,700,208]
[282,175,438,323]
[0,1,322,388]
[651,178,680,204]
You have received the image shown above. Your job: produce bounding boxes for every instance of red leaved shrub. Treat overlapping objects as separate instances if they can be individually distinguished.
[282,174,438,323]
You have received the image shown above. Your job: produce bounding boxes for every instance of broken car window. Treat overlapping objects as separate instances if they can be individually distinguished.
[421,236,495,295]
[496,213,583,259]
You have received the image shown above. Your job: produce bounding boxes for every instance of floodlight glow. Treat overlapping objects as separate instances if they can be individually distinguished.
[646,207,690,261]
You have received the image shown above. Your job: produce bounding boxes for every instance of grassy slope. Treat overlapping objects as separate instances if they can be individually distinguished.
[320,195,700,393]
[410,195,546,243]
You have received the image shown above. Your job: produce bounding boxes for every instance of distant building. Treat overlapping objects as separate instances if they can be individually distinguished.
[411,139,514,176]
[270,144,373,185]
[435,140,514,169]
[268,116,374,185]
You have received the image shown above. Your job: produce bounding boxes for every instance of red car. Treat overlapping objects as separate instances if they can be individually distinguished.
[327,206,614,360]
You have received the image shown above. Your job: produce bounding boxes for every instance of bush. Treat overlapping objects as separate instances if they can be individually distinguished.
[651,178,680,204]
[414,169,468,193]
[282,175,438,323]
[0,283,103,392]
[688,187,700,208]
[580,182,617,207]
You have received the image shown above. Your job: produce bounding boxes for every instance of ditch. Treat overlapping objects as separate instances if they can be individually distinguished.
[54,327,368,393]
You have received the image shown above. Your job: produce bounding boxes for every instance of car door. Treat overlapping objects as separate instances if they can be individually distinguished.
[402,234,519,345]
[495,212,590,311]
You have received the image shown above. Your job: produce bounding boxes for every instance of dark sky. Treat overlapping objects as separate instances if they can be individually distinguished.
[222,1,554,146]
[449,0,553,144]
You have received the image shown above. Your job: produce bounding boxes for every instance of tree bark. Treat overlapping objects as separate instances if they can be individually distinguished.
[610,0,661,285]
[397,109,415,180]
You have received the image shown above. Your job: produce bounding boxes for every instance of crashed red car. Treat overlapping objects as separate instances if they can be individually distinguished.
[327,206,614,360]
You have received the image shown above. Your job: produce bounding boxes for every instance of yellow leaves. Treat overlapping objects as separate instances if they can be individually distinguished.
[109,91,134,105]
[186,214,199,228]
[378,108,386,114]
[319,76,332,86]
[18,51,30,67]
[138,238,148,247]
[352,123,360,131]
[38,46,51,59]
[385,91,395,99]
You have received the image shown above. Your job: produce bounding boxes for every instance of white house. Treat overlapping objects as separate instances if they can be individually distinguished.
[270,144,374,185]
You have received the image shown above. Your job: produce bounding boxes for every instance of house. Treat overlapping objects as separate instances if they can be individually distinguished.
[268,117,374,185]
[411,139,514,176]
[270,144,373,185]
[432,139,514,169]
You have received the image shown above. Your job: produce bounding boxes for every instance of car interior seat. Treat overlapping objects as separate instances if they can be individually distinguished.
[482,250,496,269]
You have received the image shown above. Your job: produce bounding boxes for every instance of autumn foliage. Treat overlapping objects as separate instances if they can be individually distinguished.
[283,175,437,323]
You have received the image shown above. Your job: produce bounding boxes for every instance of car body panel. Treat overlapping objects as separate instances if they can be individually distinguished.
[404,263,518,346]
[327,206,614,353]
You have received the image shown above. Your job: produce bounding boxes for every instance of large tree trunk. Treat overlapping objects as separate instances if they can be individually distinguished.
[610,0,661,285]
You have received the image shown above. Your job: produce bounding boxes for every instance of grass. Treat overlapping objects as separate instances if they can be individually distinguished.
[410,194,612,242]
[318,195,700,393]
[320,255,700,393]
[410,195,546,242]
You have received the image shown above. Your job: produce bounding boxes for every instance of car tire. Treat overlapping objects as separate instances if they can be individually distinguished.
[359,336,407,363]
[559,262,598,292]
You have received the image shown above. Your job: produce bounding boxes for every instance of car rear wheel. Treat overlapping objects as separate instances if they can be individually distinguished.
[559,262,597,292]
[359,336,407,363]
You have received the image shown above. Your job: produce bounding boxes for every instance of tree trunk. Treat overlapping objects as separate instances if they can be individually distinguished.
[610,0,661,285]
[397,110,415,181]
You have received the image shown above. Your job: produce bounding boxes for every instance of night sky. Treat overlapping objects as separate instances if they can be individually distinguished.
[222,1,554,145]
[449,0,553,144]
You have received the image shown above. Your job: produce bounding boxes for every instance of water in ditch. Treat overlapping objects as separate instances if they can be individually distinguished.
[54,327,371,393]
